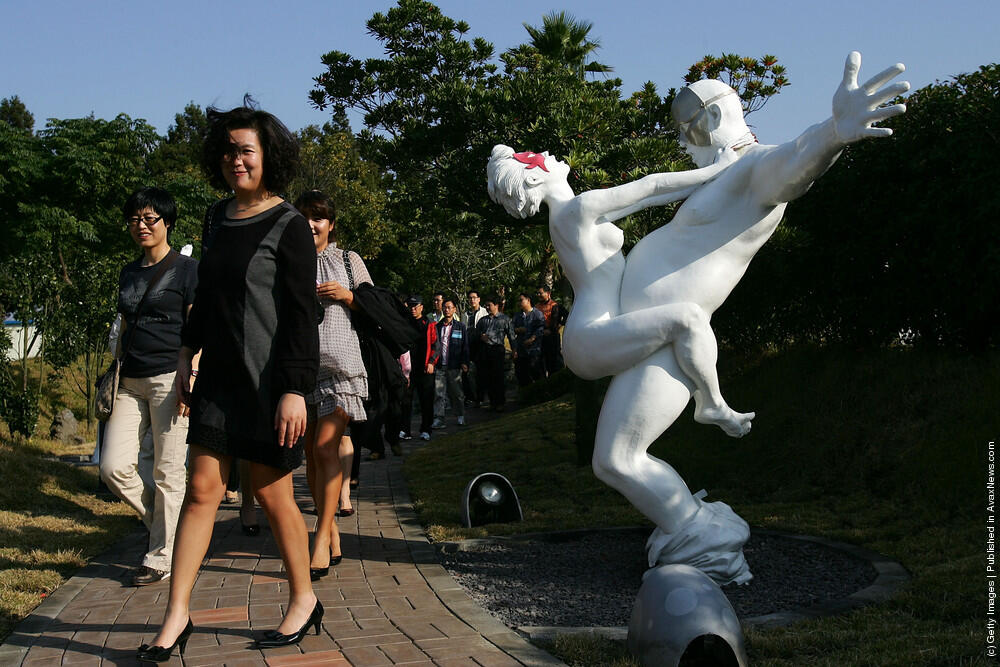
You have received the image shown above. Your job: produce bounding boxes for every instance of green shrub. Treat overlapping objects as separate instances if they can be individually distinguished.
[1,386,40,439]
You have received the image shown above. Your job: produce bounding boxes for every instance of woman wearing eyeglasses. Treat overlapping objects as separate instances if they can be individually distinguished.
[101,187,198,589]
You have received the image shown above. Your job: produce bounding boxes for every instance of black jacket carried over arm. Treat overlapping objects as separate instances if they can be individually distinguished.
[349,285,423,449]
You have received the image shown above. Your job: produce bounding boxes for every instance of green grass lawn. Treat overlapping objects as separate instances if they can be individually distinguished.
[404,346,992,666]
[0,434,137,643]
[0,357,137,643]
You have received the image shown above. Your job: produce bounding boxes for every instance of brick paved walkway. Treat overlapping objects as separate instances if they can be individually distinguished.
[0,424,563,666]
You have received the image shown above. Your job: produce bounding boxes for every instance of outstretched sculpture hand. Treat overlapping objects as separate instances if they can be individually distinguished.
[833,51,909,144]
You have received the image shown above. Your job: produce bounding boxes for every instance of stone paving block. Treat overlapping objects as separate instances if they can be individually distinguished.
[346,604,386,621]
[392,619,447,642]
[185,629,221,650]
[265,648,350,666]
[184,645,258,666]
[191,605,250,625]
[219,593,251,608]
[297,630,340,652]
[250,603,285,621]
[414,637,499,659]
[222,657,269,667]
[191,593,222,610]
[378,640,431,664]
[338,584,375,600]
[257,643,303,660]
[332,630,408,650]
[22,645,64,661]
[467,651,524,667]
[61,650,104,665]
[21,655,65,667]
[69,629,109,653]
[340,644,393,666]
[432,658,480,667]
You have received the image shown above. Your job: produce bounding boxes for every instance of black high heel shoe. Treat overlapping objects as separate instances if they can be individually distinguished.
[252,599,324,648]
[137,618,193,663]
[310,549,343,581]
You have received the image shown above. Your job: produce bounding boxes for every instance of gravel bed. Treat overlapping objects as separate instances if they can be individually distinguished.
[438,529,877,628]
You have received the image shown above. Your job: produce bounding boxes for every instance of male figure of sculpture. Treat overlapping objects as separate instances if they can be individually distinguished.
[488,52,907,585]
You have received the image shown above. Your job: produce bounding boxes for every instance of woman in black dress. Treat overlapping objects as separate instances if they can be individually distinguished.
[140,102,321,662]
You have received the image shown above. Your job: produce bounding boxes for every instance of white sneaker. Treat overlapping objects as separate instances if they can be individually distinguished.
[420,432,431,441]
[457,416,465,426]
[432,418,446,429]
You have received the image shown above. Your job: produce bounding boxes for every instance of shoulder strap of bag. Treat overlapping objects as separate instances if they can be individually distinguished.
[121,250,181,358]
[342,248,355,290]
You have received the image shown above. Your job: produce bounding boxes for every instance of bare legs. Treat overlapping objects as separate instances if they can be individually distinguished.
[150,446,316,648]
[249,462,316,634]
[338,435,354,513]
[305,410,349,570]
[150,446,230,648]
[562,302,753,436]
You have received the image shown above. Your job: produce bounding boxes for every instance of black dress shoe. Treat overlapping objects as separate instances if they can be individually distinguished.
[252,600,324,648]
[137,618,192,663]
[132,566,170,586]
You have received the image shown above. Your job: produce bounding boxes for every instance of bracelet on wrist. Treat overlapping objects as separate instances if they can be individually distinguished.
[190,370,199,377]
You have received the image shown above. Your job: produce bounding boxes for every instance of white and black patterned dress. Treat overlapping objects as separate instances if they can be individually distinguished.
[307,243,370,420]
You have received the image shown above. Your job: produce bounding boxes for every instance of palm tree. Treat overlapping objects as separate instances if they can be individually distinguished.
[523,11,612,79]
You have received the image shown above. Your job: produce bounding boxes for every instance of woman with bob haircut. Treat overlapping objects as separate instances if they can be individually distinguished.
[139,99,321,662]
[293,189,371,583]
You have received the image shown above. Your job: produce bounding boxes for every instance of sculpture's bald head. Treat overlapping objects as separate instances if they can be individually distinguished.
[673,79,751,167]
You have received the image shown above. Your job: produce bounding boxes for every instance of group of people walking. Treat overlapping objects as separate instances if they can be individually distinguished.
[397,287,565,442]
[95,99,569,663]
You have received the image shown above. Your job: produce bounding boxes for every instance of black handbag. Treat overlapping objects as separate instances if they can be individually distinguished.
[94,250,180,421]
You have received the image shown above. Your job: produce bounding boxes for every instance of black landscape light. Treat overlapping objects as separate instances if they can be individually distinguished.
[461,473,523,528]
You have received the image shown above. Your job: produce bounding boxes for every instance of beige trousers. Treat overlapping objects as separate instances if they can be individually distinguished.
[100,371,188,571]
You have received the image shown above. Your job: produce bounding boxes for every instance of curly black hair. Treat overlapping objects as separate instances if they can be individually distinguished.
[201,95,299,194]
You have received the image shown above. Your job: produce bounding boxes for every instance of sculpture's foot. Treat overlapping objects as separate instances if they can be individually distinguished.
[693,397,754,438]
[646,497,752,586]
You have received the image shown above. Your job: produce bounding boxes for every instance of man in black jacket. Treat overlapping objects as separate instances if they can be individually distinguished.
[403,295,439,441]
[433,298,471,427]
[476,295,516,412]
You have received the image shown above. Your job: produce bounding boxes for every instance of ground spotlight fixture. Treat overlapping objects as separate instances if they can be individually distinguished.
[461,473,523,528]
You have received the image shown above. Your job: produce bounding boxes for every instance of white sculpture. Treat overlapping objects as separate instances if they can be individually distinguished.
[487,52,907,586]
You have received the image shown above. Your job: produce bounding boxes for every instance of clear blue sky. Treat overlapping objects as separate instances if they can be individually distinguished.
[2,0,996,144]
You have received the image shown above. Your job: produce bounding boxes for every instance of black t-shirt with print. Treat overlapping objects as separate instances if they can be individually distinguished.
[118,253,198,378]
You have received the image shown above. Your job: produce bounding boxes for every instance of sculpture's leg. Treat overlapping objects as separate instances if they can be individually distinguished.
[564,302,752,436]
[591,347,751,585]
[591,346,700,533]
